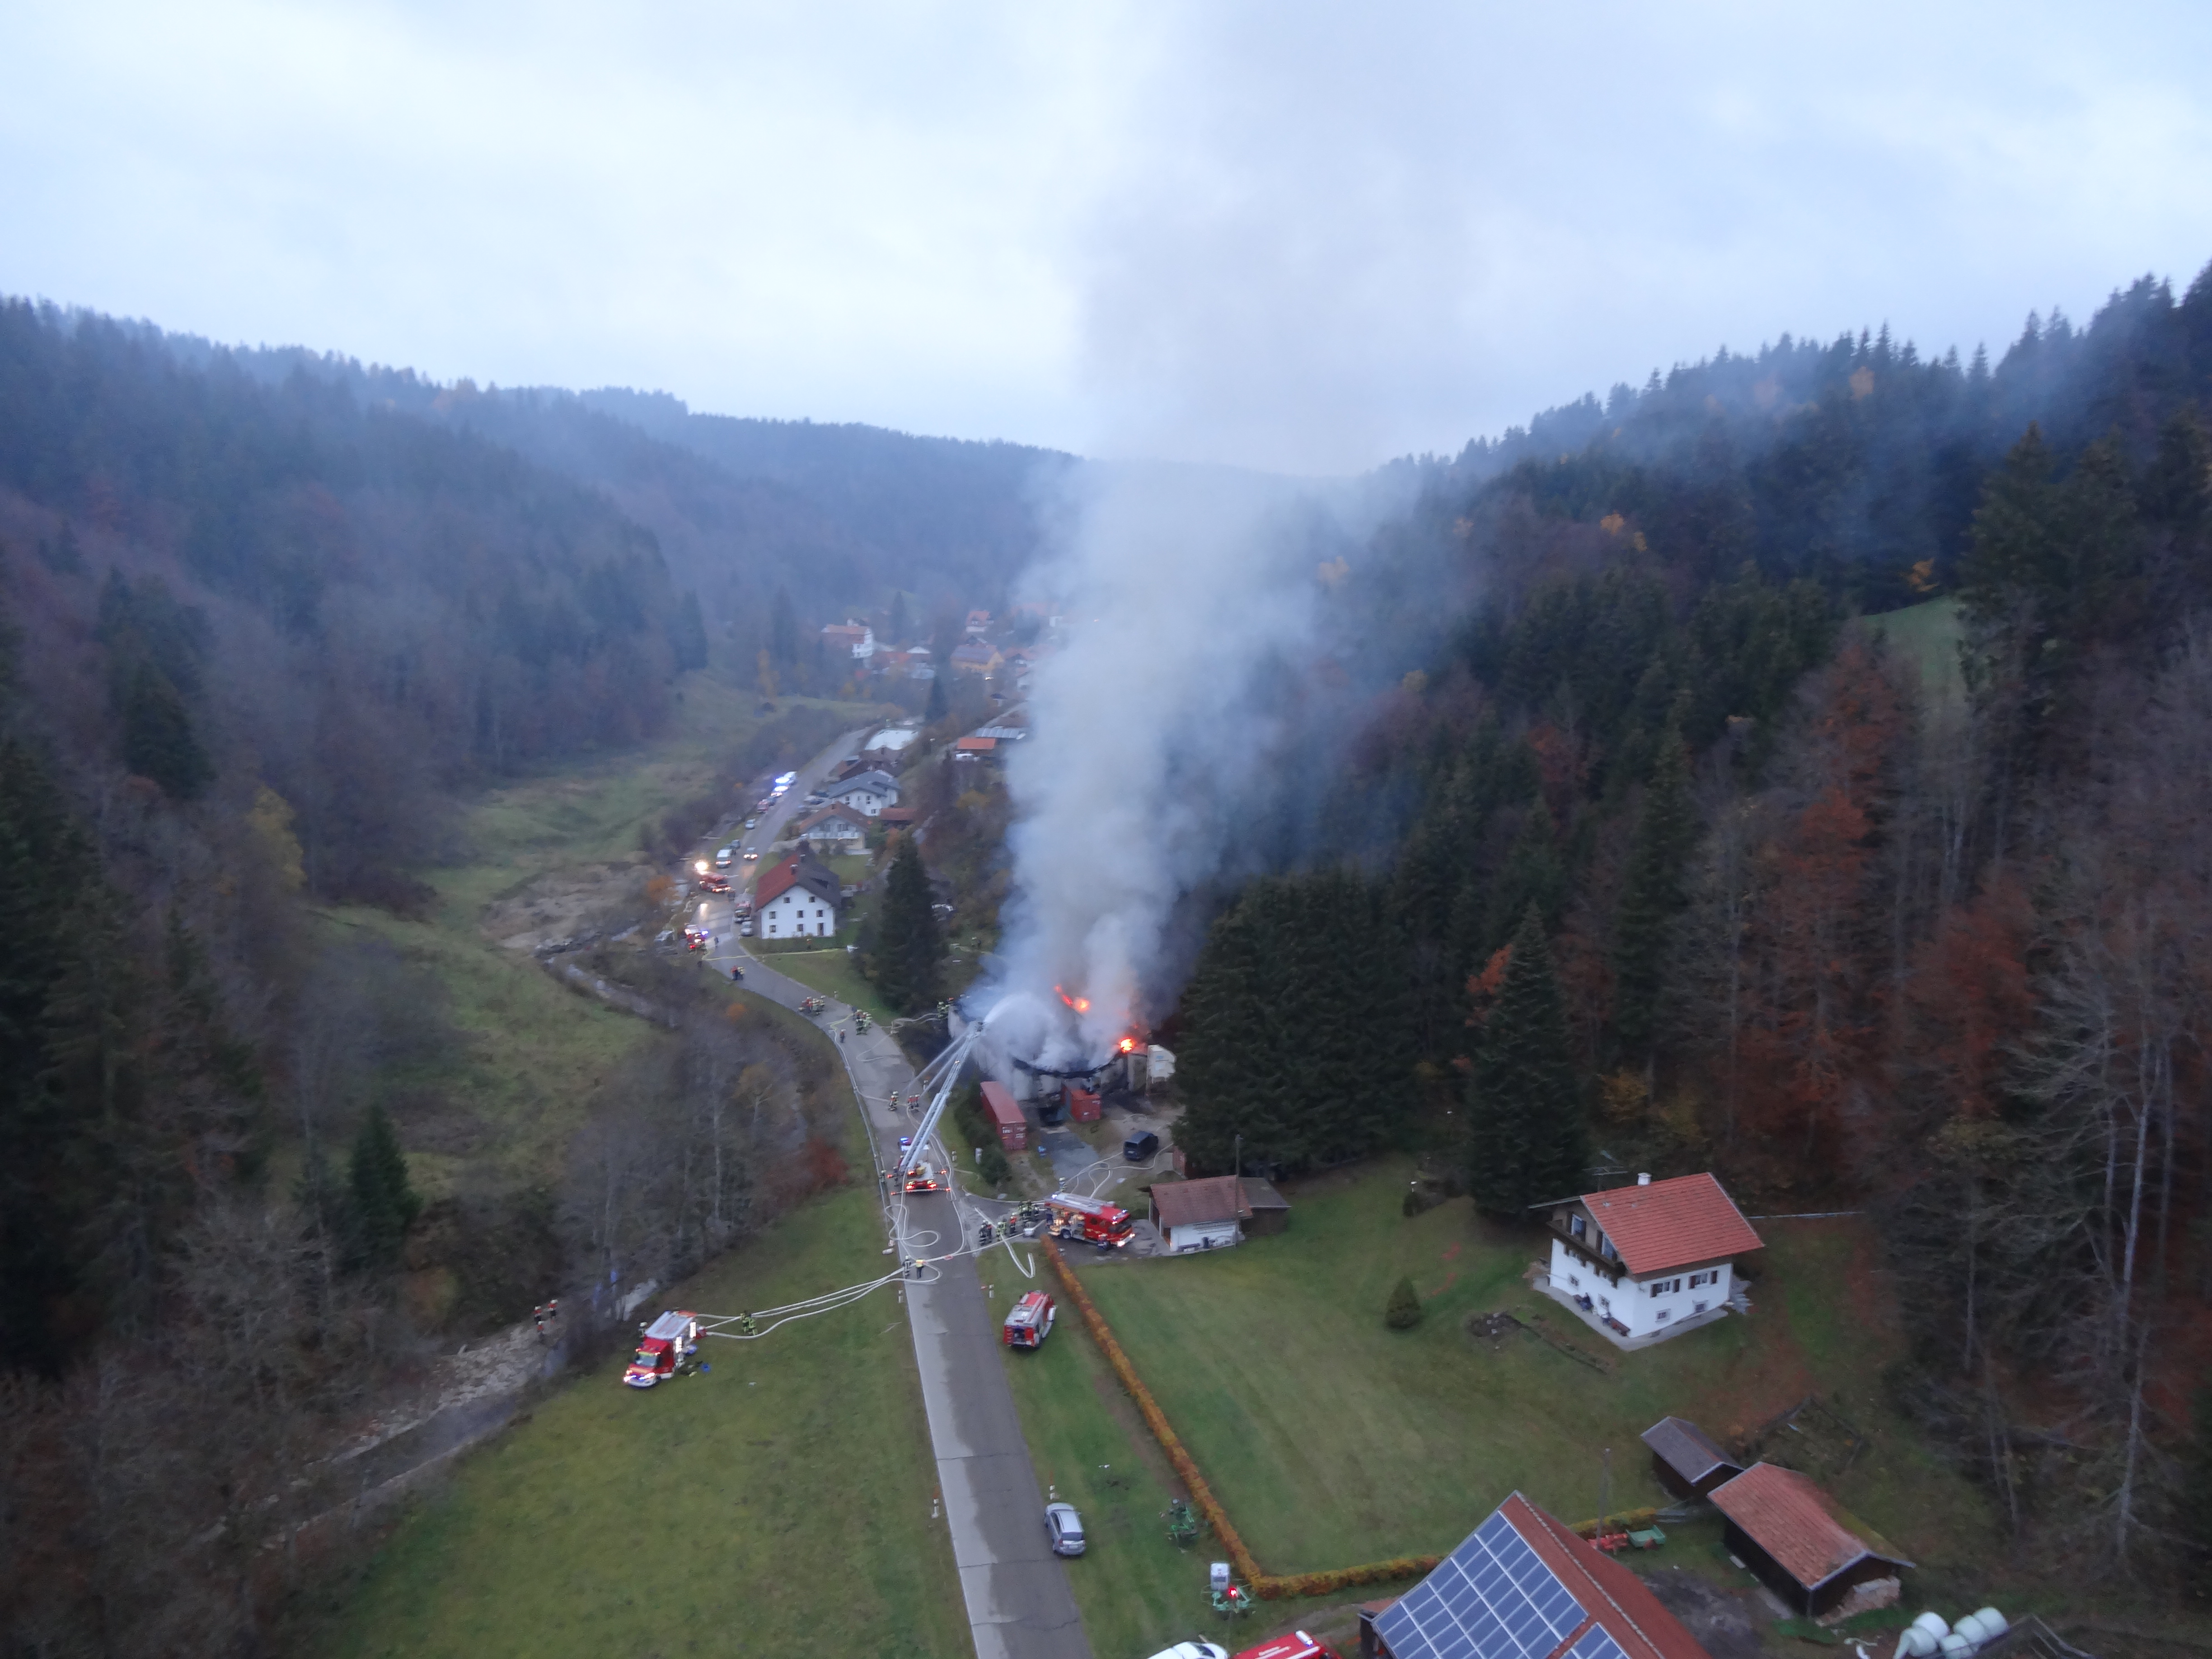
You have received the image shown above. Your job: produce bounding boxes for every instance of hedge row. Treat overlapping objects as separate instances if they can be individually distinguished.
[1567,1506,1659,1537]
[1044,1242,1438,1602]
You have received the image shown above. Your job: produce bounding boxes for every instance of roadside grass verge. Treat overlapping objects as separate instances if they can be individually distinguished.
[323,1179,965,1659]
[747,946,899,1025]
[987,1255,1353,1659]
[1063,1158,2001,1606]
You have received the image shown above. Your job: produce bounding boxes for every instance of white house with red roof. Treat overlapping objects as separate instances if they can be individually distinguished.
[755,850,840,940]
[1364,1490,1708,1659]
[1540,1172,1762,1346]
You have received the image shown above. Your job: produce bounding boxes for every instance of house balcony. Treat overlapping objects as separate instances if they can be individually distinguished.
[1547,1226,1622,1286]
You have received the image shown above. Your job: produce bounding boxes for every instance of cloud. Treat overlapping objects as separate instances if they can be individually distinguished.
[3,1,2209,470]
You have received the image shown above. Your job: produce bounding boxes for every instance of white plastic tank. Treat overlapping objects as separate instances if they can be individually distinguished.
[1939,1635,1973,1659]
[1209,1561,1232,1593]
[1896,1614,1948,1659]
[1957,1610,2007,1649]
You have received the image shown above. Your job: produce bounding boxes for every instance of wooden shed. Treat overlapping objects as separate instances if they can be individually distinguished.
[1241,1177,1291,1237]
[1709,1462,1912,1618]
[1640,1415,1743,1499]
[978,1081,1028,1152]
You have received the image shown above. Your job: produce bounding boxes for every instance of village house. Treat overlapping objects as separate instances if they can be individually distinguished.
[953,734,998,763]
[823,769,899,816]
[1540,1171,1762,1346]
[1150,1176,1249,1253]
[792,802,869,851]
[948,639,1003,677]
[862,724,919,759]
[878,805,919,833]
[964,608,992,635]
[1359,1492,1706,1659]
[755,849,839,940]
[820,621,874,661]
[1709,1461,1913,1620]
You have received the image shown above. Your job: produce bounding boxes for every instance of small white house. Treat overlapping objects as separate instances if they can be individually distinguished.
[824,769,899,818]
[1542,1172,1762,1345]
[755,853,840,940]
[792,802,869,850]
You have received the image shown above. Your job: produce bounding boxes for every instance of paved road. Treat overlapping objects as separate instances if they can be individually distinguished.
[687,733,1092,1659]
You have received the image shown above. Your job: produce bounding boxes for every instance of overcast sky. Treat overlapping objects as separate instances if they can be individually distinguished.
[5,2,2210,473]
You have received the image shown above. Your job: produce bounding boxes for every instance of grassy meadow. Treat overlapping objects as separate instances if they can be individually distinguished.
[324,1181,967,1659]
[1009,1157,2062,1636]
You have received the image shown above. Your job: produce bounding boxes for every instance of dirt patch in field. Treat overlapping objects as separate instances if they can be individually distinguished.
[1464,1310,1525,1352]
[1636,1567,1766,1659]
[481,860,654,951]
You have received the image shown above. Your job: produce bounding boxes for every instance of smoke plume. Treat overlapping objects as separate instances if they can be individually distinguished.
[981,458,1391,1066]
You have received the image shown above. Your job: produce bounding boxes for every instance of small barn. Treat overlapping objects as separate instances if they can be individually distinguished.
[978,1081,1028,1153]
[1709,1461,1913,1618]
[1640,1415,1744,1499]
[1150,1176,1249,1253]
[1241,1177,1291,1237]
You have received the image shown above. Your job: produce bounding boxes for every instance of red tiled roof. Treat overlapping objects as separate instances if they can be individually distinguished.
[1709,1463,1912,1589]
[1581,1172,1762,1275]
[880,806,918,825]
[755,857,799,907]
[1504,1495,1711,1659]
[955,735,997,752]
[797,803,867,834]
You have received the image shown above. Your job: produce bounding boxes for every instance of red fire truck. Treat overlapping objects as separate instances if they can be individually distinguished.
[1045,1191,1134,1250]
[623,1310,700,1387]
[1002,1290,1056,1349]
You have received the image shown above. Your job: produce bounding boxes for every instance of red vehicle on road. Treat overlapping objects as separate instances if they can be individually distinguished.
[1045,1192,1134,1250]
[623,1310,700,1387]
[1002,1290,1055,1349]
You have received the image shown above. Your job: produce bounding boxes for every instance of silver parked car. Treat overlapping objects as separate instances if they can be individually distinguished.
[1044,1501,1086,1557]
[1142,1644,1228,1659]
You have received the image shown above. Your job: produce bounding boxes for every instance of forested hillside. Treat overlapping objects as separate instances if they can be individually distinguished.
[1175,266,2212,1588]
[0,297,1057,1651]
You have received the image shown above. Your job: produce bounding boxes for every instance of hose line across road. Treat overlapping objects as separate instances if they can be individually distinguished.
[708,930,1091,1659]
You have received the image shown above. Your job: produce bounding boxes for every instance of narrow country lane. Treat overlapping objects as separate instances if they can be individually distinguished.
[696,730,1092,1659]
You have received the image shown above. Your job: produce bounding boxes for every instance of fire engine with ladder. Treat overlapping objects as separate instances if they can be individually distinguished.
[1045,1190,1135,1249]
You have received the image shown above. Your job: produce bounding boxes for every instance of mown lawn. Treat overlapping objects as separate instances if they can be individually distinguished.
[1059,1158,2003,1607]
[325,1179,967,1659]
[749,946,899,1025]
[988,1257,1350,1659]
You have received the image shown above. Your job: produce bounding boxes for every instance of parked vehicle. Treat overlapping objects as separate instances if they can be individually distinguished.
[1044,1501,1086,1557]
[904,1160,943,1193]
[1045,1191,1134,1249]
[684,927,709,951]
[739,920,753,937]
[714,846,734,869]
[699,874,731,894]
[1232,1634,1340,1659]
[1002,1290,1055,1349]
[623,1310,699,1387]
[1143,1644,1227,1659]
[1123,1129,1161,1162]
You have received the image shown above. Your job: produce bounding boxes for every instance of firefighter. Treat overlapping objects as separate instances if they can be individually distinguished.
[739,1313,757,1337]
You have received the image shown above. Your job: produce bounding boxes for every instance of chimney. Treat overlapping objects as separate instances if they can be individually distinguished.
[1636,1172,1651,1186]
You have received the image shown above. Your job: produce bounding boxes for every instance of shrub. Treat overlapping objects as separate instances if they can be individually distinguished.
[1385,1275,1423,1330]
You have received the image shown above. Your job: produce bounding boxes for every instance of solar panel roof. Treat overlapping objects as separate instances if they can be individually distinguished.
[1563,1624,1631,1659]
[1373,1509,1588,1659]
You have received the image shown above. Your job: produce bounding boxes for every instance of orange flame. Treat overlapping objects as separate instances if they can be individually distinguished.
[1117,1037,1136,1053]
[1054,984,1092,1014]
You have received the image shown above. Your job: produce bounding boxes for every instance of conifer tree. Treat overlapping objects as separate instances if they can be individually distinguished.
[122,662,213,799]
[924,673,948,725]
[1466,904,1586,1215]
[347,1104,420,1270]
[1385,1275,1423,1329]
[1482,796,1566,950]
[1612,713,1696,1060]
[872,833,942,1014]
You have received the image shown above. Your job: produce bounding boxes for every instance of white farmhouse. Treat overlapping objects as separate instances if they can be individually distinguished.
[824,769,899,818]
[1541,1172,1762,1347]
[755,852,840,940]
[792,802,870,851]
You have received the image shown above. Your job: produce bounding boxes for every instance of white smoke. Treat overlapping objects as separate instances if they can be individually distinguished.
[982,458,1358,1068]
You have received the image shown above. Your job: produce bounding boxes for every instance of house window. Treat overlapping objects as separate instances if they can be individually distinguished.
[1694,1301,1708,1314]
[1569,1214,1586,1241]
[1657,1308,1671,1323]
[1650,1278,1682,1298]
[1567,1273,1580,1289]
